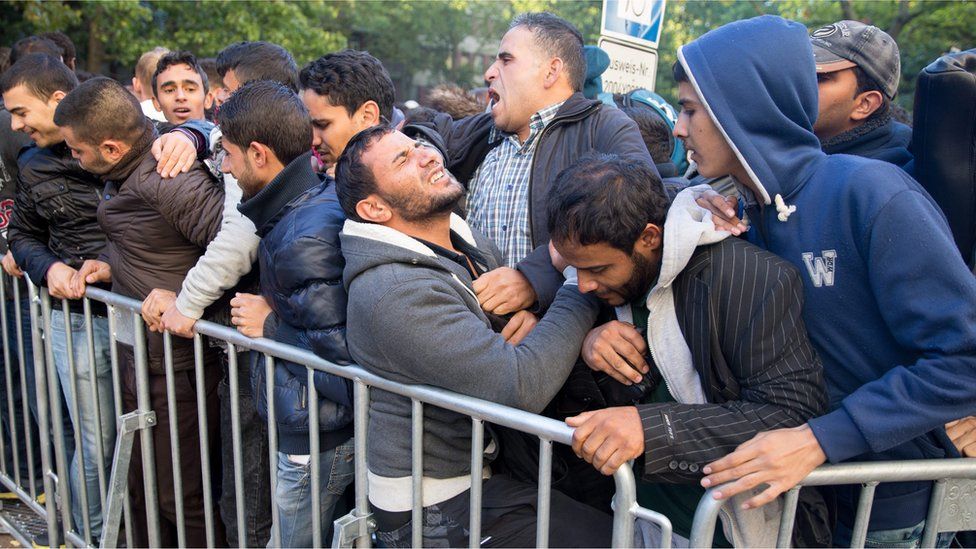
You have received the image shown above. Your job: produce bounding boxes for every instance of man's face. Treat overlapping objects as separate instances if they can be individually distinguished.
[813,68,859,140]
[555,239,660,307]
[3,85,63,147]
[61,126,116,175]
[302,89,370,165]
[484,26,549,138]
[220,140,261,198]
[152,63,207,124]
[674,81,740,179]
[363,131,464,222]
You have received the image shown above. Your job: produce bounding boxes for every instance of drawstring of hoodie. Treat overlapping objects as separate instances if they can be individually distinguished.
[775,194,796,222]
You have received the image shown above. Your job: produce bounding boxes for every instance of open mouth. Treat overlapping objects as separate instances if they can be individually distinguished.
[172,107,192,117]
[428,167,446,185]
[487,89,501,109]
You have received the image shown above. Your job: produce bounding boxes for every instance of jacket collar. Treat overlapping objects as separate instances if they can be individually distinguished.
[238,151,322,234]
[487,92,602,145]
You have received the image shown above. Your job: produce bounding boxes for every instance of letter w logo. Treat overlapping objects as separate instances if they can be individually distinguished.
[801,250,837,287]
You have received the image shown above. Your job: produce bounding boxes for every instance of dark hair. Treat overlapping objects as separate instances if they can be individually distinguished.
[672,60,689,83]
[299,50,395,120]
[0,48,11,76]
[852,65,891,117]
[547,153,668,254]
[198,57,222,88]
[152,50,209,96]
[334,124,395,221]
[219,80,312,167]
[216,41,298,92]
[511,12,585,92]
[10,36,61,65]
[618,104,673,164]
[38,32,76,67]
[424,83,483,119]
[0,53,78,99]
[53,77,144,146]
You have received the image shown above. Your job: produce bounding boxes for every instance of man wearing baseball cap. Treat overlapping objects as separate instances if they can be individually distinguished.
[810,20,913,169]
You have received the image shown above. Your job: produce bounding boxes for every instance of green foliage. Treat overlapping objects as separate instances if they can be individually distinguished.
[0,0,972,111]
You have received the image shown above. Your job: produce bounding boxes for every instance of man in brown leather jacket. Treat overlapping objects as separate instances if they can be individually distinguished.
[55,76,225,547]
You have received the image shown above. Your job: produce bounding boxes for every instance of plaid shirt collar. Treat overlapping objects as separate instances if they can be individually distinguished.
[488,101,565,149]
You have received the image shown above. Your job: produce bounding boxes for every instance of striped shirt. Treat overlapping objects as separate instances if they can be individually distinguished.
[466,101,564,266]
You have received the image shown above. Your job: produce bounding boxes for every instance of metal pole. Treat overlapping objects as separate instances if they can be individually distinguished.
[535,439,553,549]
[40,289,73,543]
[107,305,134,549]
[411,399,424,549]
[1,278,20,490]
[688,487,725,548]
[26,281,58,544]
[308,368,322,548]
[163,332,186,548]
[132,313,161,548]
[353,380,370,549]
[849,482,878,548]
[63,298,93,542]
[0,276,10,478]
[265,354,281,548]
[193,334,216,548]
[610,464,638,548]
[468,418,484,549]
[227,343,246,547]
[776,487,801,548]
[83,297,109,513]
[920,479,948,548]
[17,283,38,500]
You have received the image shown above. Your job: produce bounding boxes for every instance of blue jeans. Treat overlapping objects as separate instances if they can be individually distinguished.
[50,310,115,540]
[834,520,955,548]
[271,438,354,548]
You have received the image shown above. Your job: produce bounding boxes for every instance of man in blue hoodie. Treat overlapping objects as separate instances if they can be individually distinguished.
[670,15,976,546]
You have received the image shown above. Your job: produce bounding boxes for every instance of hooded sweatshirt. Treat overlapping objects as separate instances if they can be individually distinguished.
[679,15,976,531]
[340,215,599,512]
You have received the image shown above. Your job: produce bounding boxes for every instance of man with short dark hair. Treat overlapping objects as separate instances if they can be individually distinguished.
[38,31,76,71]
[810,20,912,169]
[409,12,657,317]
[336,126,612,547]
[547,153,827,546]
[9,36,61,65]
[58,76,225,547]
[151,50,211,125]
[671,16,976,546]
[215,41,299,102]
[222,79,354,547]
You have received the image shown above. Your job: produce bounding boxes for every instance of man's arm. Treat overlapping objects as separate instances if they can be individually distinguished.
[361,280,599,412]
[568,258,826,479]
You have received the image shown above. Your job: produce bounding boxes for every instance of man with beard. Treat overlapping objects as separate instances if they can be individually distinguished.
[546,154,827,547]
[335,125,614,547]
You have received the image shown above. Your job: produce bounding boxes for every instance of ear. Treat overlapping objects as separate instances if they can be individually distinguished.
[851,90,884,121]
[355,194,393,224]
[204,90,214,110]
[635,223,663,253]
[48,90,67,106]
[131,77,141,94]
[542,57,564,89]
[357,100,382,128]
[151,96,162,112]
[100,139,130,163]
[247,141,270,169]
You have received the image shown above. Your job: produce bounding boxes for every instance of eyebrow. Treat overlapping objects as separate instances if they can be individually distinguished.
[497,51,513,61]
[161,79,200,88]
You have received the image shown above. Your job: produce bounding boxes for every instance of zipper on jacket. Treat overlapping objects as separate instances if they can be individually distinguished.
[300,386,307,409]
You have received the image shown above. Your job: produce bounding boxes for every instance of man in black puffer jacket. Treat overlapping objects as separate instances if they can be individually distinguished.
[225,81,354,547]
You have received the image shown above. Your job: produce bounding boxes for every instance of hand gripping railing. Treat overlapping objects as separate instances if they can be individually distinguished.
[689,458,976,548]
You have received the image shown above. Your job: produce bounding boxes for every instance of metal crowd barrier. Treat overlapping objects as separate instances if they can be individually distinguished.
[689,459,976,548]
[0,273,673,548]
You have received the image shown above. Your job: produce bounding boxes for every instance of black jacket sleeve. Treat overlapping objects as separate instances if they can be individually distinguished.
[7,170,58,285]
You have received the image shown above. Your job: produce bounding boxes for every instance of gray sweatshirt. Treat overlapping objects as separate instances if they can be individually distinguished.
[340,215,599,508]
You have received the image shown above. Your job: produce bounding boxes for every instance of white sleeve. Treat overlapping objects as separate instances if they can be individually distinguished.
[174,172,260,318]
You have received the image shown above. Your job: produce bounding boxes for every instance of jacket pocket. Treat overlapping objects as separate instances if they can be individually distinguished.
[31,179,71,221]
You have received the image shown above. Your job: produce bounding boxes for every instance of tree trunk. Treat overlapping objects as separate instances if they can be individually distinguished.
[85,8,103,73]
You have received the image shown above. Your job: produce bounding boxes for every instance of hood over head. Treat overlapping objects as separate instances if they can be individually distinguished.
[677,15,825,206]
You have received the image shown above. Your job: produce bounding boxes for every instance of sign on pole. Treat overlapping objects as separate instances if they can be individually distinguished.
[599,0,666,93]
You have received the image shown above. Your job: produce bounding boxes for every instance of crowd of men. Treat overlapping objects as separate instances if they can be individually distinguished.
[0,11,973,549]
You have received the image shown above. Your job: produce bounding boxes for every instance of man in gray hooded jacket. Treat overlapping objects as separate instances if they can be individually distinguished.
[335,125,612,547]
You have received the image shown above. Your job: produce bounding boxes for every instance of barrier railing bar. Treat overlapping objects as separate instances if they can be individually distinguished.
[132,313,161,548]
[264,353,281,548]
[308,366,322,549]
[0,280,18,488]
[84,297,110,515]
[776,486,801,548]
[468,417,484,549]
[106,304,134,549]
[63,298,94,543]
[192,334,216,549]
[227,343,246,548]
[535,438,553,549]
[920,479,948,548]
[410,398,423,548]
[26,281,59,544]
[163,332,187,549]
[11,281,29,495]
[40,289,73,543]
[849,481,878,548]
[353,380,371,549]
